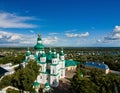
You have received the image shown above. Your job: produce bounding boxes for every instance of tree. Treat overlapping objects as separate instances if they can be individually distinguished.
[71,71,97,93]
[70,66,120,93]
[12,60,40,92]
[0,75,12,88]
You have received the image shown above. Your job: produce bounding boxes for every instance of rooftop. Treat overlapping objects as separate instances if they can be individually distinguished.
[65,60,80,67]
[0,67,8,77]
[33,81,40,87]
[84,62,109,70]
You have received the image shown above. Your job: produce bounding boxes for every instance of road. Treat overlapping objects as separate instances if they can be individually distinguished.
[109,70,120,75]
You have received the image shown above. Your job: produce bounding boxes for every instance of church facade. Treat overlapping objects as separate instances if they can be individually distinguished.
[23,34,65,87]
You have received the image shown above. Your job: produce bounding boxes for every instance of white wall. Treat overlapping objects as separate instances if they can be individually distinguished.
[52,58,58,64]
[40,57,46,62]
[39,64,46,72]
[50,75,59,87]
[37,73,47,84]
[105,69,109,74]
[60,56,64,61]
[50,65,59,74]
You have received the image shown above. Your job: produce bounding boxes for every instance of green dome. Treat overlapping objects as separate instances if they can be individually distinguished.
[43,82,50,92]
[41,52,46,57]
[52,49,57,58]
[45,82,50,87]
[34,43,44,50]
[52,54,57,58]
[53,49,56,53]
[34,33,44,50]
[26,51,31,56]
[48,51,52,55]
[60,51,64,56]
[33,82,39,88]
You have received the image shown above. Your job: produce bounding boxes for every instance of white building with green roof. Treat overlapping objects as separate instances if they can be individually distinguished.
[23,34,65,88]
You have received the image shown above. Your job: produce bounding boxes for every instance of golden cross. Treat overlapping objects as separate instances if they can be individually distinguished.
[38,33,41,37]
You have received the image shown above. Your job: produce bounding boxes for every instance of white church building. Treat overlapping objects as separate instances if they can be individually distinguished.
[23,34,65,88]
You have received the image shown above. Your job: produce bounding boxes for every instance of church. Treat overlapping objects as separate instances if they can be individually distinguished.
[23,34,65,88]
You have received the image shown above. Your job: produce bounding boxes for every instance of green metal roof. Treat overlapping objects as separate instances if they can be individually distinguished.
[53,49,56,52]
[52,54,57,58]
[40,71,48,74]
[38,61,46,64]
[51,63,59,66]
[34,54,38,58]
[65,60,80,67]
[60,51,64,56]
[46,69,50,74]
[41,52,46,57]
[44,82,50,92]
[34,43,44,50]
[47,55,52,61]
[34,54,39,61]
[48,51,52,55]
[50,73,59,76]
[45,82,50,87]
[23,59,28,63]
[33,81,39,87]
[26,51,31,56]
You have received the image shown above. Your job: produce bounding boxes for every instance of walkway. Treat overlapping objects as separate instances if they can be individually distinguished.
[110,70,120,75]
[52,70,76,93]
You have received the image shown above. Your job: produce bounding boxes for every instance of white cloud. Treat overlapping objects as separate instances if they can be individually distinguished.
[43,36,59,45]
[48,32,58,35]
[97,25,120,43]
[97,39,102,43]
[29,30,34,33]
[0,31,35,45]
[105,26,120,40]
[65,29,77,33]
[96,39,107,43]
[65,32,89,38]
[0,31,22,41]
[0,12,37,28]
[8,35,21,42]
[0,31,60,46]
[113,25,120,33]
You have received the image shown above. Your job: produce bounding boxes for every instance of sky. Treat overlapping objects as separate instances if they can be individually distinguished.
[0,0,120,47]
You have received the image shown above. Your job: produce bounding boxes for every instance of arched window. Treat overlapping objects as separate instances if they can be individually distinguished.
[40,76,42,79]
[52,81,54,85]
[53,69,55,74]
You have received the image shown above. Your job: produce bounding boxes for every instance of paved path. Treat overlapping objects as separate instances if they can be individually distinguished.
[0,86,19,93]
[110,70,120,75]
[52,70,76,93]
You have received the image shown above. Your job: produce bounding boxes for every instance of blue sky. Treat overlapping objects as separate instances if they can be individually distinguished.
[0,0,120,47]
